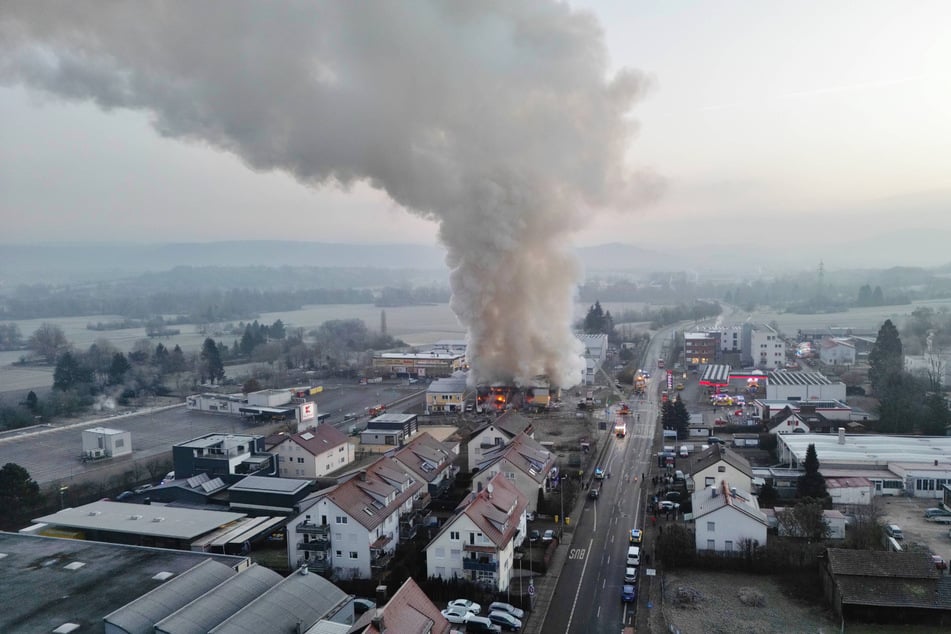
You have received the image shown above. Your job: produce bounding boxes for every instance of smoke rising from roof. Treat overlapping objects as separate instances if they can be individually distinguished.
[0,0,660,388]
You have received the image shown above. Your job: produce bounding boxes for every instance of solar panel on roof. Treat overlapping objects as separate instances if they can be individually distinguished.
[201,477,225,493]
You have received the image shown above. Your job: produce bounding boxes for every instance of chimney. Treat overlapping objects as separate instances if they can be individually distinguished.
[360,471,367,482]
[730,487,737,498]
[837,428,845,445]
[376,584,388,605]
[371,610,385,632]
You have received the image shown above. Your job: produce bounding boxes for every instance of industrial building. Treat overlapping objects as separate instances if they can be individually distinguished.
[186,386,321,430]
[776,431,951,499]
[372,351,466,378]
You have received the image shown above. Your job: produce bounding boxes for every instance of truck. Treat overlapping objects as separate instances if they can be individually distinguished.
[614,418,627,438]
[657,358,666,369]
[368,404,386,417]
[633,372,646,395]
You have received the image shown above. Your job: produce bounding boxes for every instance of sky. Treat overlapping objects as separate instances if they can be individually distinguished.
[1,1,950,264]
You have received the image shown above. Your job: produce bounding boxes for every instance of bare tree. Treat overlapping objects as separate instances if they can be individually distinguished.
[28,323,70,364]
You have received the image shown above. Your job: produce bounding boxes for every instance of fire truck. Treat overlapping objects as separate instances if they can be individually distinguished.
[368,404,387,417]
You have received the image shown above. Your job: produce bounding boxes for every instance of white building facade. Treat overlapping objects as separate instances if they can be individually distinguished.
[692,482,768,552]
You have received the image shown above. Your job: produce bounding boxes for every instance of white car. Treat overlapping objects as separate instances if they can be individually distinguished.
[488,602,524,619]
[447,599,481,615]
[440,606,471,624]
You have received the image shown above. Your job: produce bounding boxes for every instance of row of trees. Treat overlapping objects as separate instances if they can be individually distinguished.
[580,300,722,341]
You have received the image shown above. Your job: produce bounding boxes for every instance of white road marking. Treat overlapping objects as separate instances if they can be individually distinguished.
[565,537,595,633]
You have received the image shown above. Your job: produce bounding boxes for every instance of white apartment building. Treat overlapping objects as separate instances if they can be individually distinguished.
[271,425,354,479]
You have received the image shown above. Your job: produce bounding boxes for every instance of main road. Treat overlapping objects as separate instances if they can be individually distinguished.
[540,327,673,633]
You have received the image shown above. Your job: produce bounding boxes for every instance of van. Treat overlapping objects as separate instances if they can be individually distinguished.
[626,546,640,566]
[679,445,689,457]
[885,524,904,540]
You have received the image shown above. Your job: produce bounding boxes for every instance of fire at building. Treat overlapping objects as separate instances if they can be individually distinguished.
[475,378,560,414]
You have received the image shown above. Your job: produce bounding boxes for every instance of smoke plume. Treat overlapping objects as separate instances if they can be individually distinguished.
[0,1,659,388]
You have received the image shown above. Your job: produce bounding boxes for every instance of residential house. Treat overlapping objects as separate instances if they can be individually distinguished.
[820,338,857,366]
[360,413,419,447]
[173,433,277,484]
[271,425,354,479]
[426,373,469,414]
[425,472,527,591]
[767,507,847,539]
[691,481,768,553]
[467,412,534,472]
[692,444,754,492]
[390,432,458,539]
[821,548,951,625]
[765,405,835,434]
[472,431,555,517]
[750,324,786,370]
[285,456,423,580]
[351,577,451,634]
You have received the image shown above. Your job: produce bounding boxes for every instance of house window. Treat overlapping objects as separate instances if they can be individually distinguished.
[435,547,445,558]
[450,531,460,541]
[707,539,715,550]
[336,550,343,557]
[435,566,446,578]
[725,540,733,551]
[451,549,461,559]
[707,522,715,532]
[335,516,348,524]
[349,551,359,559]
[717,466,726,473]
[297,457,304,463]
[705,477,714,487]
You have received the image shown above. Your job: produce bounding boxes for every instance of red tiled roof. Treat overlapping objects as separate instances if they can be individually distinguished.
[460,473,527,548]
[327,456,422,530]
[285,424,350,456]
[392,432,454,483]
[363,577,450,634]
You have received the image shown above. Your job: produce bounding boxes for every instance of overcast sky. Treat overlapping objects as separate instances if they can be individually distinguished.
[2,1,949,258]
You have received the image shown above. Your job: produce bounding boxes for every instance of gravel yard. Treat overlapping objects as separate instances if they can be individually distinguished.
[656,569,839,634]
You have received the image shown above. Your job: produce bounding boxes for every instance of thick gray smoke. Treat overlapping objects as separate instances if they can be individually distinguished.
[0,1,658,388]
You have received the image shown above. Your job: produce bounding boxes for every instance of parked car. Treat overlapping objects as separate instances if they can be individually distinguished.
[624,567,638,584]
[658,500,680,512]
[352,598,376,615]
[488,602,524,620]
[115,490,134,501]
[884,524,904,540]
[542,529,555,543]
[589,486,600,500]
[621,584,637,603]
[133,484,153,494]
[933,555,948,571]
[464,614,502,633]
[441,606,471,624]
[629,528,642,544]
[487,610,522,631]
[924,508,951,518]
[528,530,540,543]
[447,599,481,615]
[594,467,605,480]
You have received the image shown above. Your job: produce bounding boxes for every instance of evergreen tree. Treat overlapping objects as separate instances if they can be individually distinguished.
[672,397,691,439]
[869,320,903,395]
[872,286,885,306]
[53,351,92,391]
[796,443,828,500]
[269,319,286,340]
[757,481,779,509]
[168,345,187,373]
[24,391,38,413]
[660,400,676,430]
[200,337,225,384]
[583,301,605,334]
[108,352,131,385]
[0,462,42,527]
[153,343,170,374]
[921,392,951,436]
[856,284,872,306]
[877,371,924,433]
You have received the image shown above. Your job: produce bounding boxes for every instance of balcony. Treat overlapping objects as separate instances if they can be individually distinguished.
[413,491,432,511]
[298,539,331,552]
[370,551,394,571]
[463,558,499,573]
[297,521,331,537]
[298,557,331,574]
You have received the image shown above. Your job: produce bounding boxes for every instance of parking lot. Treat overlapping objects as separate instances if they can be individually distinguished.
[879,495,951,564]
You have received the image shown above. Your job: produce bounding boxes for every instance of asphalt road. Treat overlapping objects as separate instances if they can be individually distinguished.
[0,380,425,490]
[541,332,669,634]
